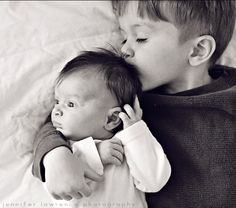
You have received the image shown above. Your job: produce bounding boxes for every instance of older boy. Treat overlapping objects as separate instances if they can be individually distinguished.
[33,1,236,207]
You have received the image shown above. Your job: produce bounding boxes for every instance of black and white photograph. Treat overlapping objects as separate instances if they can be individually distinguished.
[0,1,235,208]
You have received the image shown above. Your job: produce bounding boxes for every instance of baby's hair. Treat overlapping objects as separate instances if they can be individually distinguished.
[57,48,142,109]
[112,0,236,64]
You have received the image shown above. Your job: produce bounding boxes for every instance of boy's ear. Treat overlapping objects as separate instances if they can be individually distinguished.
[188,35,216,66]
[104,107,122,131]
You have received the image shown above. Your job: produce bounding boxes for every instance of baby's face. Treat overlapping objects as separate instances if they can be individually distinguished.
[51,71,118,140]
[118,1,194,93]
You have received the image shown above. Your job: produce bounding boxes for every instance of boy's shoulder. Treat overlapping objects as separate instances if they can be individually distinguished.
[142,64,236,113]
[212,64,236,81]
[210,64,236,96]
[211,64,236,85]
[177,64,236,96]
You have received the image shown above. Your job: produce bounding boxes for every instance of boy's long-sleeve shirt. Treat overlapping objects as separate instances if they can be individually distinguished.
[33,65,236,207]
[144,65,236,208]
[66,120,170,208]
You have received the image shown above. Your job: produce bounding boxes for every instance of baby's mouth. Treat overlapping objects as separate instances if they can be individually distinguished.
[52,121,62,129]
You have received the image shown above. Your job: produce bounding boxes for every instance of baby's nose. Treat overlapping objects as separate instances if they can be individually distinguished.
[54,108,63,116]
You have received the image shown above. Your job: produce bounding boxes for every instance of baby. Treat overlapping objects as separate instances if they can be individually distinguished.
[48,49,171,207]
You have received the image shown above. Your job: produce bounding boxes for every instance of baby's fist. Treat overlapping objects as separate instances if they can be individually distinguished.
[97,138,124,166]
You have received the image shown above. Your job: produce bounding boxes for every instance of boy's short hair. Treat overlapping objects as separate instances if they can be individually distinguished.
[57,48,142,109]
[112,0,236,64]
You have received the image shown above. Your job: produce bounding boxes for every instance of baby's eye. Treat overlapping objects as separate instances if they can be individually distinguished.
[136,38,148,43]
[67,102,75,108]
[55,99,59,105]
[121,39,127,45]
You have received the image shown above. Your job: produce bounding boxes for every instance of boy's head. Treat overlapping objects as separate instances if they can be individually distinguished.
[112,0,236,93]
[51,49,142,141]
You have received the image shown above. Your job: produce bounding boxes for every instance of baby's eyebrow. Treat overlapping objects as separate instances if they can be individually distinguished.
[118,26,124,32]
[66,95,81,101]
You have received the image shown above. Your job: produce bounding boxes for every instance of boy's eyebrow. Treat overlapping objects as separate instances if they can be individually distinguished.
[119,22,154,32]
[133,23,152,28]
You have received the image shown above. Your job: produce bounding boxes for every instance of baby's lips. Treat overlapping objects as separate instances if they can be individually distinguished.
[52,121,62,128]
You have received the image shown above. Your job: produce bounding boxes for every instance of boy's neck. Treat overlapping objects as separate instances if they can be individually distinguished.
[164,64,213,94]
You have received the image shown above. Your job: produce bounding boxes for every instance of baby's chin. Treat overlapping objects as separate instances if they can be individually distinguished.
[55,127,69,138]
[54,127,88,141]
[56,128,67,137]
[62,131,86,141]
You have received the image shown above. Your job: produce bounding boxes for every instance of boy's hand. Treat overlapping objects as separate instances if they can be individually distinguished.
[43,147,103,200]
[119,96,143,129]
[97,138,124,166]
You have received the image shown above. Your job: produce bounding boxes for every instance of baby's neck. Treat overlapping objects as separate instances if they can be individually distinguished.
[93,131,114,141]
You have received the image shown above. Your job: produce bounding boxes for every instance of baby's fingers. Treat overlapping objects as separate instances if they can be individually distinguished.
[119,112,134,128]
[133,96,143,118]
[119,112,131,124]
[110,137,122,145]
[110,155,122,166]
[112,143,124,155]
[111,149,124,164]
[123,104,135,119]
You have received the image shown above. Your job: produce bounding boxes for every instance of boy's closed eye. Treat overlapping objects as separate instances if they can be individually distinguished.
[136,38,148,43]
[121,38,148,45]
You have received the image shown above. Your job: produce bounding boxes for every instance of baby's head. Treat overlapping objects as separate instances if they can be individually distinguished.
[112,1,236,92]
[51,49,142,141]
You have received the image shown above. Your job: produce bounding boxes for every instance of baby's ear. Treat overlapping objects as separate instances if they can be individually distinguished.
[104,107,122,131]
[188,35,216,66]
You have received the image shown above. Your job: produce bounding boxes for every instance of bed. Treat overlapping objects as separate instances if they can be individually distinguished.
[0,1,236,207]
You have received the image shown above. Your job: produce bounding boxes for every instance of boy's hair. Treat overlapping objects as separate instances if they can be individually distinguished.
[57,48,142,109]
[112,0,236,64]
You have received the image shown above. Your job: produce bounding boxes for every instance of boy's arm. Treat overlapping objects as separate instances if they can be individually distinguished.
[32,116,104,200]
[115,120,171,193]
[32,116,71,181]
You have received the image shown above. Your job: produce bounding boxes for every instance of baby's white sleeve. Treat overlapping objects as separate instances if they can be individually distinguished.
[115,120,171,193]
[71,137,104,176]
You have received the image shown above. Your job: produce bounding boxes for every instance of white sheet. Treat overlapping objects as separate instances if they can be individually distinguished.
[0,1,235,207]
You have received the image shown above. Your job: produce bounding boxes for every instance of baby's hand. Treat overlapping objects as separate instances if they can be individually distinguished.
[119,96,143,129]
[97,138,124,166]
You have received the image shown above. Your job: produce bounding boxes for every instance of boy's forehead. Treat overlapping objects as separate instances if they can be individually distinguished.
[118,12,158,32]
[117,1,173,29]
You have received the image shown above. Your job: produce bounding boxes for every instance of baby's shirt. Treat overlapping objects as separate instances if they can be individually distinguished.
[69,120,171,208]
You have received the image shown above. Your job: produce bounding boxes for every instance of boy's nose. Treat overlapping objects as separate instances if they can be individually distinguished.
[121,48,134,59]
[54,108,63,116]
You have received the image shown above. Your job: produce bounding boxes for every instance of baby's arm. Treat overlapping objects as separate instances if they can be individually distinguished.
[72,137,104,176]
[96,138,124,166]
[116,97,171,192]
